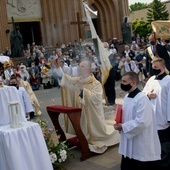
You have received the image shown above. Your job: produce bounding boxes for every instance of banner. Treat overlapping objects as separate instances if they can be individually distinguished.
[83,2,112,85]
[151,20,170,39]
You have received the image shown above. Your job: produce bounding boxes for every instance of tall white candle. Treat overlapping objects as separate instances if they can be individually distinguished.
[14,113,17,128]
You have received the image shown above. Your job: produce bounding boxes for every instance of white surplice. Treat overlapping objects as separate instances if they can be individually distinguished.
[142,75,170,130]
[119,92,161,161]
[18,87,34,115]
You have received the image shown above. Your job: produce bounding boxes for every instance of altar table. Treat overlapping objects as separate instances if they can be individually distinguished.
[0,122,53,170]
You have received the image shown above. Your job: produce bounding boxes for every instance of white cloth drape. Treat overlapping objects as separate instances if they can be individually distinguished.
[0,122,53,170]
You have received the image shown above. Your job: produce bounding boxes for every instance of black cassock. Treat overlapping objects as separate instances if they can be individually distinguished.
[156,44,170,72]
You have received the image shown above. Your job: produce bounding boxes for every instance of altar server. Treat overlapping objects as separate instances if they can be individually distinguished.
[114,71,161,170]
[143,57,170,169]
[9,74,34,119]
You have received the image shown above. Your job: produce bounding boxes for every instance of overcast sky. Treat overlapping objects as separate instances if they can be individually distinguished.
[129,0,167,5]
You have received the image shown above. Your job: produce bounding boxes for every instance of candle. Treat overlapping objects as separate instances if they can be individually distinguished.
[18,104,23,126]
[14,113,17,128]
[16,105,19,126]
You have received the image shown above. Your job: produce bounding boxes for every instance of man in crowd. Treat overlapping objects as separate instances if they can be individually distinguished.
[28,61,40,90]
[156,38,170,73]
[146,34,170,77]
[104,52,117,106]
[145,34,156,77]
[53,57,119,153]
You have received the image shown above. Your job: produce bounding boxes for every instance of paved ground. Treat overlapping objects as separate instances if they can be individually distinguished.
[32,81,143,170]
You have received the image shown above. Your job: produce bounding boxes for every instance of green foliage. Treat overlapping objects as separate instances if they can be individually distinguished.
[132,20,152,38]
[130,2,148,12]
[147,0,169,23]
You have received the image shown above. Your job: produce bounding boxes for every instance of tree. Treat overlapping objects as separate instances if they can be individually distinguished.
[132,20,152,38]
[147,0,169,23]
[130,2,148,13]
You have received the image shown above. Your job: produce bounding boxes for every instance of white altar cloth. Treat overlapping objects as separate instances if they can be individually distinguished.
[0,122,53,170]
[0,86,27,125]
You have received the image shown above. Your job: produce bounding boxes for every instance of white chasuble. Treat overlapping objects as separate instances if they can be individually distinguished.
[119,92,161,161]
[60,73,120,153]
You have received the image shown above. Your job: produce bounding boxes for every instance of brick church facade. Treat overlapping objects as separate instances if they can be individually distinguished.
[0,0,129,52]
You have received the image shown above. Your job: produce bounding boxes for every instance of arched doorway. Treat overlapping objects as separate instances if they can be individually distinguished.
[89,3,103,40]
[19,22,42,48]
[88,0,123,41]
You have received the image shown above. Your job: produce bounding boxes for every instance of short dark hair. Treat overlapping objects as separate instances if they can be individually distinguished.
[123,71,139,84]
[152,57,165,66]
[10,73,21,80]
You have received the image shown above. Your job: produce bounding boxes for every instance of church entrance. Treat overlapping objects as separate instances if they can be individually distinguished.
[90,4,102,40]
[18,22,42,48]
[92,18,99,36]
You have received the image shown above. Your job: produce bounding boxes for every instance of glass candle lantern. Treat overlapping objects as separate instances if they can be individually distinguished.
[8,101,23,128]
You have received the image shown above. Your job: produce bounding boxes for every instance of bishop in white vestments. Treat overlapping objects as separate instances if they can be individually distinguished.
[53,58,120,153]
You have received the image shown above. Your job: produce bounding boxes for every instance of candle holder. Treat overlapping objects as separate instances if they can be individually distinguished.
[8,101,23,128]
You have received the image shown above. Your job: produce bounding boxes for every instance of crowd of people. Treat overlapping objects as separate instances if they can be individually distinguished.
[0,33,170,169]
